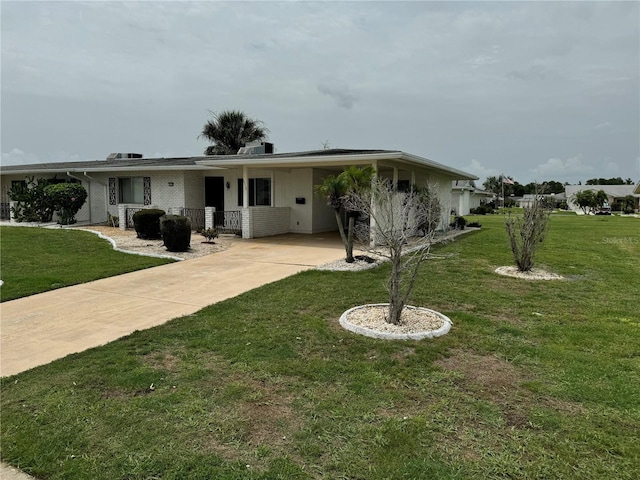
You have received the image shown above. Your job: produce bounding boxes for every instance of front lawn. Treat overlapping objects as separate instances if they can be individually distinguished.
[1,215,638,479]
[0,226,173,302]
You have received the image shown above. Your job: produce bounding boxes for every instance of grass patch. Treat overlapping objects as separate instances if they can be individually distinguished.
[1,215,639,478]
[0,226,173,302]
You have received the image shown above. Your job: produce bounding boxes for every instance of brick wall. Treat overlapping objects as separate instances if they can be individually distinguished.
[184,172,204,208]
[243,207,290,238]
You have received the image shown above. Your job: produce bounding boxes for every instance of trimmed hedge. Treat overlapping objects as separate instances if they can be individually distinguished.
[160,215,191,252]
[132,209,166,239]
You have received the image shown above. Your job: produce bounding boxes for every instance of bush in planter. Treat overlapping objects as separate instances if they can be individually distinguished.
[132,209,166,239]
[160,215,191,252]
[450,215,467,230]
[200,227,219,243]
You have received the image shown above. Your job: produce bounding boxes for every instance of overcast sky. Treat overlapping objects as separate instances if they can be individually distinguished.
[2,1,639,185]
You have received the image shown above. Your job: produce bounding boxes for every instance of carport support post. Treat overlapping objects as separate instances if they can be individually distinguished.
[242,166,252,239]
[205,207,215,230]
[118,204,127,231]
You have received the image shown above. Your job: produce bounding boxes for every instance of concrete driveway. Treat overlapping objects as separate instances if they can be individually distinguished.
[0,232,345,377]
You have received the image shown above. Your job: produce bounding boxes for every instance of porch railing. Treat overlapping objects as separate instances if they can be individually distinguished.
[181,208,205,231]
[213,210,242,235]
[125,207,143,229]
[1,202,10,220]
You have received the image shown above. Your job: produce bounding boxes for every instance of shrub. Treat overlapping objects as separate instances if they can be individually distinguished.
[43,183,88,225]
[470,204,494,215]
[450,216,467,230]
[132,209,166,239]
[161,215,191,252]
[505,193,550,272]
[200,228,219,243]
[7,176,55,223]
[467,221,482,228]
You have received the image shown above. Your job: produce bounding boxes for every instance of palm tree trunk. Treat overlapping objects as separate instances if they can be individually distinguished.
[334,210,354,263]
[346,215,355,263]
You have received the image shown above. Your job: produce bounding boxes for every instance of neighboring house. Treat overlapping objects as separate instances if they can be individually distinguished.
[565,184,640,213]
[450,180,494,215]
[1,148,477,238]
[516,192,566,209]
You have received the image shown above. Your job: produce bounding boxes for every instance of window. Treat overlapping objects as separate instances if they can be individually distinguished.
[119,177,144,204]
[237,178,271,206]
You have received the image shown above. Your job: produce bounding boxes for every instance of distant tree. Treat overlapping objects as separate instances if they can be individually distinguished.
[199,110,268,155]
[572,190,596,214]
[571,189,608,214]
[483,176,501,196]
[594,190,608,209]
[543,180,565,194]
[586,177,626,185]
[625,178,634,185]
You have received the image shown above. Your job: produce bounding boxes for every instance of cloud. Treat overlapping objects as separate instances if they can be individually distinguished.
[529,155,594,179]
[1,148,40,166]
[463,159,498,180]
[605,161,620,173]
[595,121,612,130]
[317,82,359,109]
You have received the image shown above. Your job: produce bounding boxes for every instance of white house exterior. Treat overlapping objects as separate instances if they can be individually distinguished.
[564,184,639,213]
[1,149,477,238]
[450,180,494,215]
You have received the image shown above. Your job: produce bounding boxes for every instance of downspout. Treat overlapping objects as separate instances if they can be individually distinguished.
[67,171,91,224]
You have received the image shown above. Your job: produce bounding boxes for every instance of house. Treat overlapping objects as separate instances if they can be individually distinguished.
[565,184,640,213]
[450,180,494,215]
[1,148,477,238]
[516,192,566,209]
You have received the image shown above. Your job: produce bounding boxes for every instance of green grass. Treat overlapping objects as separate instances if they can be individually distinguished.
[0,226,173,302]
[1,215,639,479]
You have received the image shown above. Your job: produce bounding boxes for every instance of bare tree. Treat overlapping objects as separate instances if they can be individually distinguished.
[505,185,550,272]
[346,178,442,325]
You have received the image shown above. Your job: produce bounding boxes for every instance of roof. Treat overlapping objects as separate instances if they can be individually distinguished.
[0,156,205,174]
[565,184,640,198]
[1,148,478,180]
[198,149,478,180]
[451,179,493,195]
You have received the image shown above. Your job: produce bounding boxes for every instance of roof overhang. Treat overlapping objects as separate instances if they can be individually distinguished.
[197,151,478,180]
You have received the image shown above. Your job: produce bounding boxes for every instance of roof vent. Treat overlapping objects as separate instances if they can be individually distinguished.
[237,141,273,155]
[107,153,143,160]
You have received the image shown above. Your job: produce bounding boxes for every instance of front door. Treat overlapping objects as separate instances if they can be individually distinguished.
[205,176,225,212]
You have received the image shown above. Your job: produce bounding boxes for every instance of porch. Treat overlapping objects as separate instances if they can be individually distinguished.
[119,206,295,238]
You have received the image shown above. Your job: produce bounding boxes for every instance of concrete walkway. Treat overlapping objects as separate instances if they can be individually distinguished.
[1,232,345,377]
[1,232,346,479]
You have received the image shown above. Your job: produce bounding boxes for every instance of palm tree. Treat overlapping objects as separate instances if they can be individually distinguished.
[314,166,374,263]
[199,110,268,155]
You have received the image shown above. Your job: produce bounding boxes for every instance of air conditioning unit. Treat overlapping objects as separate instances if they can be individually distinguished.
[237,142,273,155]
[107,153,143,160]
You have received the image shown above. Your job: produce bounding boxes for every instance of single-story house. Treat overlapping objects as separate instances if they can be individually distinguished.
[564,184,640,213]
[1,148,477,238]
[450,180,494,215]
[516,192,566,209]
